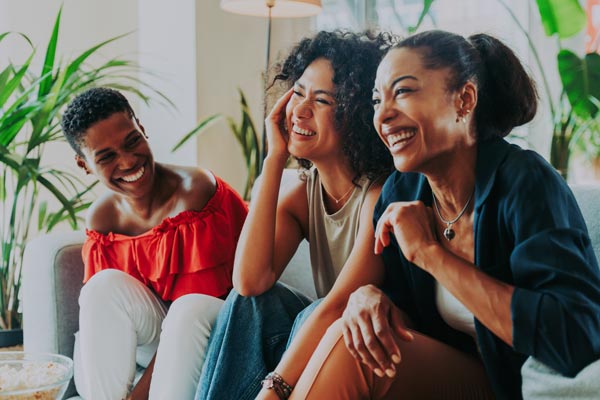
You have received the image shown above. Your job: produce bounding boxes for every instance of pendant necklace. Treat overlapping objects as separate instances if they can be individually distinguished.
[432,191,474,241]
[322,183,355,205]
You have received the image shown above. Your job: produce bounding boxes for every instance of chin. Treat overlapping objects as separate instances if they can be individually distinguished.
[393,157,415,173]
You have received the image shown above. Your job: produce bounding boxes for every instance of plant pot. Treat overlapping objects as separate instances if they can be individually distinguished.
[0,328,23,347]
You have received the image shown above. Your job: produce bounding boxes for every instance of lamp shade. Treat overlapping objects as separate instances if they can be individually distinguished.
[220,0,322,18]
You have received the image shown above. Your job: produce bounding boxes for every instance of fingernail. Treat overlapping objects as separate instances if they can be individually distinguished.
[391,354,401,364]
[385,368,396,378]
[374,368,384,377]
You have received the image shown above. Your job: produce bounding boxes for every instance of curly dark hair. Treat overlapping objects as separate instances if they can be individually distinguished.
[61,87,135,156]
[272,30,397,182]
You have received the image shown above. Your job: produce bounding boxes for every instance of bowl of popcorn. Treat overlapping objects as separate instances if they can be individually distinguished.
[0,352,73,400]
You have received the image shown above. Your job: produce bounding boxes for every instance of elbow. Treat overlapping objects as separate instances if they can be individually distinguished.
[233,272,274,297]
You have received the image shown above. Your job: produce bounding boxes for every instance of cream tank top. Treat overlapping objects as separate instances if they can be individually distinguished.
[306,168,373,298]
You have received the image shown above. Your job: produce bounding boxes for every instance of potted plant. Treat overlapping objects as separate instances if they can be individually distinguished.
[499,0,600,179]
[0,7,160,343]
[172,89,261,200]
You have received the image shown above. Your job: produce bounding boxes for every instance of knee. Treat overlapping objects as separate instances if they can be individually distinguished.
[164,294,224,331]
[79,269,131,308]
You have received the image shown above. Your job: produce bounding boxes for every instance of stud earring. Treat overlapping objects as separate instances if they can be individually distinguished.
[463,109,471,124]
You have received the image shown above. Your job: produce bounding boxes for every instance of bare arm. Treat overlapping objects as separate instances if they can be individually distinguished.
[418,243,514,346]
[233,158,307,296]
[256,185,386,399]
[375,201,514,346]
[233,89,307,296]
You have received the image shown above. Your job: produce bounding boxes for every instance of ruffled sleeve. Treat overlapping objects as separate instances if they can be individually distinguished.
[81,176,248,301]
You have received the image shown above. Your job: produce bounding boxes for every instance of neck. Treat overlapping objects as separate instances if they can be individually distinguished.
[314,159,356,199]
[425,146,477,216]
[121,163,180,219]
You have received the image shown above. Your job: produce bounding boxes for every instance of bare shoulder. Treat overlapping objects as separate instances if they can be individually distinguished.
[365,177,385,202]
[278,170,309,229]
[85,192,120,233]
[169,165,217,211]
[360,177,385,218]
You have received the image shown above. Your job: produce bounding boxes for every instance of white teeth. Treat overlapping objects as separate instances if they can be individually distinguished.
[121,166,145,183]
[292,125,316,136]
[387,129,416,147]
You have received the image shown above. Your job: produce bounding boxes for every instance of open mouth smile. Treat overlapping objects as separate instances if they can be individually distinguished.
[292,125,316,136]
[386,128,417,151]
[119,165,145,183]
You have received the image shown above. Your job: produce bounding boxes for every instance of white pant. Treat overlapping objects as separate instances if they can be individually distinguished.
[74,269,224,400]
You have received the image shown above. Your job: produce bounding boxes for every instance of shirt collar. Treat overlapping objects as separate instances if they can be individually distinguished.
[474,138,513,210]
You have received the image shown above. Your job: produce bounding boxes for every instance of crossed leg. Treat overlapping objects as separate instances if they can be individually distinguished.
[290,319,495,400]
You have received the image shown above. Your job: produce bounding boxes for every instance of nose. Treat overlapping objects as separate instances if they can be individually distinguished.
[118,151,138,171]
[374,97,398,127]
[292,98,313,119]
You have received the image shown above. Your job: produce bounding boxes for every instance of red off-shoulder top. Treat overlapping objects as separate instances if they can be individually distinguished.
[82,176,248,301]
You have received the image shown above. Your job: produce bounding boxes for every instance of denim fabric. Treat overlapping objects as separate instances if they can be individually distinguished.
[195,282,315,400]
[287,299,322,347]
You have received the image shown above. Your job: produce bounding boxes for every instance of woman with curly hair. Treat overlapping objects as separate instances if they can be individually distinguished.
[195,30,396,400]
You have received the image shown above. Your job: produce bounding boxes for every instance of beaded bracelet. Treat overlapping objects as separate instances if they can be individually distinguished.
[261,371,293,399]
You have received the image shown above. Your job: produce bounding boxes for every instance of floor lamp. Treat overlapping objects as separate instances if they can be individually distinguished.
[220,0,322,162]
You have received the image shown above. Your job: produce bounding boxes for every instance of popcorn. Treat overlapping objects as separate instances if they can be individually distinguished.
[0,361,68,400]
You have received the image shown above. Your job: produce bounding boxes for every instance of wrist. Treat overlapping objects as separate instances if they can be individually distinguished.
[264,153,288,169]
[261,371,293,400]
[414,241,445,273]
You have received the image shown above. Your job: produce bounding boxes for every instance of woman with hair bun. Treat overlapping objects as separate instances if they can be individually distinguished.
[287,30,600,399]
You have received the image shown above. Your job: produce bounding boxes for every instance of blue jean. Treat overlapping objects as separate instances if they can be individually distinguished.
[195,282,319,400]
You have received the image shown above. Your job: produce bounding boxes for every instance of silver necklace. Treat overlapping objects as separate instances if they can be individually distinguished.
[432,191,474,241]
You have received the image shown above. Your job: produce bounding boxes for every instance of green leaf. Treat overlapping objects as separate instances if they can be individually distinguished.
[535,0,586,39]
[37,201,47,231]
[408,0,435,34]
[0,51,34,109]
[558,50,600,119]
[64,32,132,80]
[38,5,61,97]
[171,114,222,152]
[35,175,78,225]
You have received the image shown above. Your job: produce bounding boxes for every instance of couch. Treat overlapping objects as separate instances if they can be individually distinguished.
[22,184,600,399]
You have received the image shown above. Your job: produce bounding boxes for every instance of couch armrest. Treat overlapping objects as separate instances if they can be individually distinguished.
[22,231,86,359]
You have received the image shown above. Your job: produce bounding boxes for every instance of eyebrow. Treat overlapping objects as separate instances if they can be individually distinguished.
[373,75,418,93]
[295,82,335,98]
[94,130,140,157]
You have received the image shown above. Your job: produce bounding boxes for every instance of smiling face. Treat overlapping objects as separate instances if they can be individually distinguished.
[285,58,344,163]
[76,111,155,199]
[372,47,473,174]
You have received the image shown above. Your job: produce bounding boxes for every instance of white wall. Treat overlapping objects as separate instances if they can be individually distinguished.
[195,2,315,191]
[0,0,316,196]
[138,0,199,167]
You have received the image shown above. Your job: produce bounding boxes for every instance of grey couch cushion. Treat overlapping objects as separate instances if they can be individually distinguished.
[572,185,600,262]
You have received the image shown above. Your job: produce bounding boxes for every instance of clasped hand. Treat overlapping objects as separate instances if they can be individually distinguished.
[341,201,439,377]
[374,200,438,266]
[342,285,414,378]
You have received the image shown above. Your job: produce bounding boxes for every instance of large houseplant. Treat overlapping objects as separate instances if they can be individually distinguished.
[0,7,158,334]
[499,0,600,179]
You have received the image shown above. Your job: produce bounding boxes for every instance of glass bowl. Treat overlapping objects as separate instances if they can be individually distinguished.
[0,352,73,400]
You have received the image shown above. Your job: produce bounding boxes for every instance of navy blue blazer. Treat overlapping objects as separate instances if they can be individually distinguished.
[374,138,600,399]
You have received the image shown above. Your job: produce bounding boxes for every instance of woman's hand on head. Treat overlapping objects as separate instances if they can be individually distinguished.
[265,88,294,163]
[342,285,414,378]
[374,201,438,266]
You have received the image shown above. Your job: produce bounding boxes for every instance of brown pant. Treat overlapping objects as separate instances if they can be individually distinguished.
[290,319,495,400]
